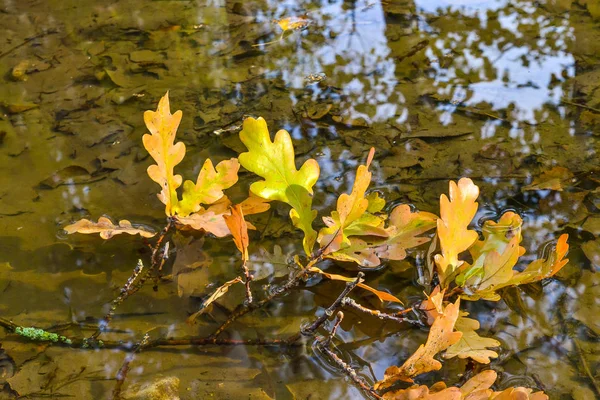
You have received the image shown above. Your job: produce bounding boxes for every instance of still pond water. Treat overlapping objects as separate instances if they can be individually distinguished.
[1,0,599,398]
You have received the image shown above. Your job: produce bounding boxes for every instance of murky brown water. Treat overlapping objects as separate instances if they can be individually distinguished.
[1,0,599,398]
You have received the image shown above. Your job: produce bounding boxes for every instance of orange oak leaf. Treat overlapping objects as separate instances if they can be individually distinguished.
[434,178,480,284]
[64,217,156,239]
[514,233,569,284]
[382,383,461,399]
[223,204,249,261]
[142,92,186,216]
[309,266,403,303]
[276,16,310,32]
[375,299,462,389]
[175,158,240,216]
[419,286,445,325]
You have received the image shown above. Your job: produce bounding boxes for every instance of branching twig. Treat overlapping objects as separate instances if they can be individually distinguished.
[316,311,381,399]
[241,258,253,304]
[301,272,364,337]
[342,298,423,327]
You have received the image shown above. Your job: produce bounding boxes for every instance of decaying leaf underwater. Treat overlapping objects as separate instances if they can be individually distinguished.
[23,92,571,399]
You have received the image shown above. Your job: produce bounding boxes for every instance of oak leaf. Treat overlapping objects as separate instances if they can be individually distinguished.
[444,313,500,364]
[318,148,385,253]
[309,266,403,303]
[522,166,573,192]
[186,277,242,324]
[174,158,240,216]
[175,200,232,237]
[434,178,479,284]
[382,383,461,399]
[238,117,320,255]
[456,212,524,287]
[223,204,249,261]
[64,217,156,239]
[276,16,310,32]
[419,286,444,325]
[374,205,438,261]
[512,233,569,285]
[375,299,462,389]
[142,92,185,216]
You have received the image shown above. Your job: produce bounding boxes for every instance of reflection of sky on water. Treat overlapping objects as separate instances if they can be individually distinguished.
[261,0,399,123]
[417,0,575,125]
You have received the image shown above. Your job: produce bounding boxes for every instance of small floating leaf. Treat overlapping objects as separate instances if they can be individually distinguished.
[186,277,243,324]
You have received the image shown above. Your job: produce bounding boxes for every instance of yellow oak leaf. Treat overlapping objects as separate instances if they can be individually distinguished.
[444,313,500,364]
[456,212,525,287]
[238,192,271,215]
[64,217,156,239]
[238,117,320,255]
[309,266,403,303]
[276,16,310,32]
[460,370,497,399]
[318,148,382,253]
[434,178,480,284]
[174,158,240,216]
[461,234,524,301]
[512,233,569,285]
[142,92,186,216]
[223,204,249,261]
[374,204,438,261]
[375,299,462,389]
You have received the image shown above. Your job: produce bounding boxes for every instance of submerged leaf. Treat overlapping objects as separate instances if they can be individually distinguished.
[238,117,320,255]
[142,92,186,216]
[276,16,310,32]
[434,178,479,284]
[186,277,243,324]
[375,299,461,388]
[444,313,500,364]
[522,166,574,192]
[175,158,240,216]
[64,217,156,239]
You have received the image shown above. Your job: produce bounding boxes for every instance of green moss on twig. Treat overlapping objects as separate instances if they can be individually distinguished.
[14,326,73,345]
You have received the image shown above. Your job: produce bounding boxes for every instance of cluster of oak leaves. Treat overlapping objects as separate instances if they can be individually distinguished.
[65,93,569,400]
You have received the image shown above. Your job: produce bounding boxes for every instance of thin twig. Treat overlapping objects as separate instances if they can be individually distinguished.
[301,272,364,337]
[342,298,423,326]
[112,333,150,400]
[0,29,58,59]
[317,317,382,400]
[241,258,253,304]
[89,260,145,340]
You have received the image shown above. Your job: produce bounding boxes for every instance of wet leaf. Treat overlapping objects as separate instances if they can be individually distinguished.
[171,235,212,297]
[375,299,461,388]
[434,178,480,284]
[419,286,444,325]
[381,382,461,399]
[0,262,106,292]
[64,217,156,239]
[309,266,403,303]
[142,92,185,216]
[175,200,231,237]
[512,233,569,284]
[373,204,438,262]
[223,205,249,261]
[444,313,500,364]
[238,117,320,255]
[174,158,240,216]
[318,148,380,253]
[38,166,93,189]
[522,166,574,192]
[249,245,291,281]
[186,277,243,324]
